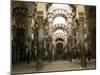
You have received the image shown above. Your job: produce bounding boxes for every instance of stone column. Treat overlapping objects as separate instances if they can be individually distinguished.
[34,23,38,55]
[67,22,73,62]
[51,43,54,61]
[48,22,53,62]
[26,15,33,64]
[47,9,53,61]
[68,36,72,62]
[64,44,68,60]
[36,11,44,69]
[44,28,48,60]
[79,16,87,68]
[67,11,73,62]
[76,5,87,68]
[37,25,44,65]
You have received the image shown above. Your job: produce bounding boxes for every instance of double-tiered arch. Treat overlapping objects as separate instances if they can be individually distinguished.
[48,4,74,49]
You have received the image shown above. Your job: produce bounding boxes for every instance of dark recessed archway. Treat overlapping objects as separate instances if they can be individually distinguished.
[55,43,64,59]
[53,27,67,33]
[55,38,64,42]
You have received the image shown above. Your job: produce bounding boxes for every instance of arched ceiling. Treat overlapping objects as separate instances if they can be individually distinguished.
[52,23,68,33]
[53,29,64,35]
[48,3,75,47]
[53,29,67,41]
[53,17,66,25]
[48,4,73,13]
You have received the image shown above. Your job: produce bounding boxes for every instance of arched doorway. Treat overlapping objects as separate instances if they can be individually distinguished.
[55,43,64,60]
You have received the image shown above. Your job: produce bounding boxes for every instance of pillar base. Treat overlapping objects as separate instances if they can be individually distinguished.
[80,66,87,69]
[36,59,43,71]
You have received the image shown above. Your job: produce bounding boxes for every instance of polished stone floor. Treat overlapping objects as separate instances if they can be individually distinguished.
[11,59,96,74]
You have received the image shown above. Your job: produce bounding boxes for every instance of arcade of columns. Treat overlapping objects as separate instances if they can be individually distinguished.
[12,1,96,68]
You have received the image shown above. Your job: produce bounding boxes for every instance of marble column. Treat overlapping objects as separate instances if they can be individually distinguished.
[67,22,73,62]
[48,22,53,62]
[68,36,72,62]
[79,16,87,68]
[36,15,44,69]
